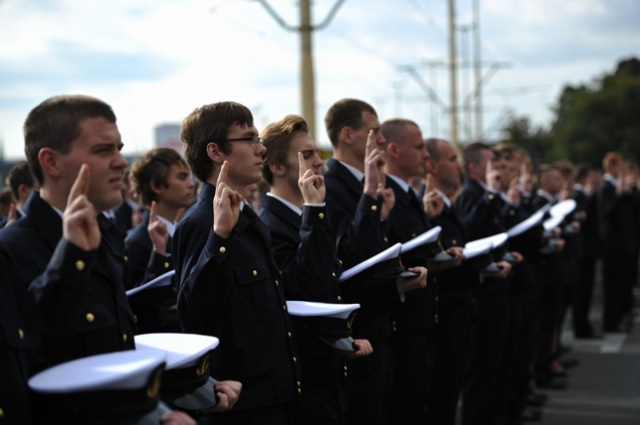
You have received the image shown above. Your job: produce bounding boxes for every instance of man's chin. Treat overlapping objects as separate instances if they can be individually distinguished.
[94,195,123,214]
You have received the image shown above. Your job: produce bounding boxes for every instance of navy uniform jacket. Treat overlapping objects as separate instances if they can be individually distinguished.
[597,179,636,254]
[258,194,346,401]
[455,178,524,241]
[526,193,566,280]
[433,203,481,297]
[258,194,340,303]
[0,192,136,369]
[0,246,34,425]
[113,199,133,233]
[323,159,401,339]
[173,182,301,411]
[385,177,434,331]
[575,189,601,259]
[124,211,174,289]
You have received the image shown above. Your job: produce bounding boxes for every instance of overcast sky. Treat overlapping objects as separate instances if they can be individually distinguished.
[0,0,638,160]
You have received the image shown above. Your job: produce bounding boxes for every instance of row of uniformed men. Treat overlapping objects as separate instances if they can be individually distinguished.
[0,94,599,425]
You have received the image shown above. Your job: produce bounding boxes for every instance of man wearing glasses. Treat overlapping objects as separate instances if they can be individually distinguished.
[173,101,301,425]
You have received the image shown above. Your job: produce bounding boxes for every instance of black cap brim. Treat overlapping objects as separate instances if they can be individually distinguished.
[463,252,493,270]
[502,252,517,264]
[161,377,218,414]
[431,250,454,262]
[483,262,501,274]
[134,403,172,425]
[315,335,357,353]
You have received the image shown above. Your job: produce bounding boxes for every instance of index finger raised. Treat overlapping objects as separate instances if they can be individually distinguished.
[425,173,433,193]
[364,129,376,158]
[298,152,308,179]
[67,164,90,207]
[149,200,158,222]
[216,161,229,187]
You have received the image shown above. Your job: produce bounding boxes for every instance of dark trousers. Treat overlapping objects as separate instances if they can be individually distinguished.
[346,338,392,425]
[503,279,536,425]
[462,281,510,425]
[426,293,472,425]
[188,401,295,425]
[603,251,636,329]
[532,257,564,382]
[572,256,598,335]
[387,329,434,425]
[295,381,347,425]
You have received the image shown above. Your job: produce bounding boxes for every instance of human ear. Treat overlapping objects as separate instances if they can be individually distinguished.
[206,142,223,164]
[38,147,62,179]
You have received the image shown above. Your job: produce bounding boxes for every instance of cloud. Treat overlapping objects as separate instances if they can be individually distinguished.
[0,0,638,159]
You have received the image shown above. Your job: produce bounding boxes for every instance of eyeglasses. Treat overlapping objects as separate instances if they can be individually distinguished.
[224,135,264,146]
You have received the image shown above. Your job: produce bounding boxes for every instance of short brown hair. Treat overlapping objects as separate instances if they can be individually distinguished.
[180,101,254,182]
[554,160,575,179]
[461,142,491,175]
[260,115,309,185]
[6,161,35,199]
[0,187,14,208]
[130,148,189,207]
[602,152,624,173]
[425,138,447,162]
[324,98,377,147]
[23,95,117,185]
[380,118,419,149]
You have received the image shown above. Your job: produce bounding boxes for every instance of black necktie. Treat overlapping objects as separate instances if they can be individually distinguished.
[408,188,421,209]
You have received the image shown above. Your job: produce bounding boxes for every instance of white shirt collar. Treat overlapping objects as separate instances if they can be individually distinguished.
[266,192,302,216]
[387,174,411,193]
[574,183,586,194]
[157,215,176,238]
[476,179,496,194]
[604,174,617,186]
[536,189,555,203]
[434,188,452,209]
[338,160,365,183]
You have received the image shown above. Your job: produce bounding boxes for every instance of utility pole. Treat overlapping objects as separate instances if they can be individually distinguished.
[427,61,444,136]
[448,0,459,153]
[473,0,482,141]
[256,0,345,140]
[399,61,444,137]
[391,81,405,117]
[459,24,473,143]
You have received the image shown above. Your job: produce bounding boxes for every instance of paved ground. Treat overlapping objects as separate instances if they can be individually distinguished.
[540,264,640,425]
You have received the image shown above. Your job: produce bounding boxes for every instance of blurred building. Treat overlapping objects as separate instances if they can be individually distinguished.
[155,124,182,152]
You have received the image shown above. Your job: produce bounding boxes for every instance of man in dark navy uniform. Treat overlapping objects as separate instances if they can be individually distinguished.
[323,99,426,425]
[0,245,34,424]
[173,101,301,424]
[0,95,201,425]
[597,152,636,333]
[125,147,195,289]
[454,142,514,425]
[380,119,442,424]
[259,114,374,425]
[423,138,477,425]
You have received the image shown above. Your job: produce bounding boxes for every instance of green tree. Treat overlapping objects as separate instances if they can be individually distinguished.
[549,57,640,167]
[498,112,552,164]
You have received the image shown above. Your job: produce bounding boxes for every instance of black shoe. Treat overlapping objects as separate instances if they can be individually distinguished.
[604,322,632,333]
[527,392,548,407]
[535,376,568,390]
[574,326,601,339]
[558,355,580,369]
[574,332,602,339]
[551,369,569,378]
[559,343,572,355]
[521,406,543,422]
